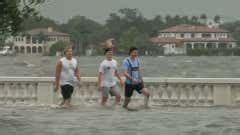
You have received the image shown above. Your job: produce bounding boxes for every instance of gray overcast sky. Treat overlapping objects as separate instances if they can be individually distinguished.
[39,0,240,23]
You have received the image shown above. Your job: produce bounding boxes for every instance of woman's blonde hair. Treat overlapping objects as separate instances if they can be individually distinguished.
[63,45,72,55]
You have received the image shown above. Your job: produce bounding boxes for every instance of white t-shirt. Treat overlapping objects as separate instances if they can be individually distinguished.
[60,57,78,86]
[99,59,118,87]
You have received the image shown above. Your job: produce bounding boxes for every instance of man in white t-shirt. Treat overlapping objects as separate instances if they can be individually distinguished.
[98,48,124,106]
[55,46,80,108]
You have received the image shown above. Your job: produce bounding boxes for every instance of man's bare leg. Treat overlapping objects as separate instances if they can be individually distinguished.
[101,97,108,106]
[114,94,121,105]
[141,88,150,108]
[123,97,131,109]
[62,99,71,108]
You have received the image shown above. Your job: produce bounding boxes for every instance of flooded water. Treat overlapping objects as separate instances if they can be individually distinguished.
[1,55,240,135]
[1,55,240,77]
[1,105,240,135]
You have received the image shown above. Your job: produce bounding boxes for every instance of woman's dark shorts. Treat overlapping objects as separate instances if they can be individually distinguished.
[125,83,144,98]
[61,84,74,99]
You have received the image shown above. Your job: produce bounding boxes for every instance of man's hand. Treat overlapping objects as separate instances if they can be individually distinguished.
[54,83,59,92]
[76,80,81,88]
[132,78,138,84]
[98,86,103,92]
[119,79,124,88]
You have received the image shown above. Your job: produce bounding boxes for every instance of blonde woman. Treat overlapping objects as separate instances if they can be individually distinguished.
[54,46,80,108]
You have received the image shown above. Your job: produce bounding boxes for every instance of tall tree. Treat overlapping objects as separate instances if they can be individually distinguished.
[0,0,45,36]
[214,15,221,23]
[59,16,104,55]
[200,13,207,24]
[21,16,58,31]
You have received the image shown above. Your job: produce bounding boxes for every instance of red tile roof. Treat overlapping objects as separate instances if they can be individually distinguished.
[151,37,236,46]
[22,28,69,36]
[160,24,228,33]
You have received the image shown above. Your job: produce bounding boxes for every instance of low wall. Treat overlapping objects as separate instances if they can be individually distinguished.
[0,77,240,106]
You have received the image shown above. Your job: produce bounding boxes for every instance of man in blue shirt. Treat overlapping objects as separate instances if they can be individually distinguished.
[122,47,150,109]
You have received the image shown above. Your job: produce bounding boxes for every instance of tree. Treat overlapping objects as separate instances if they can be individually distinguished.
[118,27,151,55]
[181,16,190,24]
[49,41,69,56]
[165,15,173,27]
[147,15,165,36]
[106,8,147,36]
[0,0,45,36]
[118,27,140,53]
[214,15,221,23]
[191,16,199,24]
[21,16,58,31]
[59,16,104,55]
[200,13,207,24]
[173,15,182,25]
[105,13,123,38]
[220,21,240,46]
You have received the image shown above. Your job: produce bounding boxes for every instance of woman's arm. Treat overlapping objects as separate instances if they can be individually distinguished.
[55,60,62,91]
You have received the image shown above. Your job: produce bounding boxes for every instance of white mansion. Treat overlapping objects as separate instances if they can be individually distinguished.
[151,24,237,55]
[13,27,70,54]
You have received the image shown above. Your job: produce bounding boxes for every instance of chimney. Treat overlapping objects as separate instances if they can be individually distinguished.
[47,27,53,32]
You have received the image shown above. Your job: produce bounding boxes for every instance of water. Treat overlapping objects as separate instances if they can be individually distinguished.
[1,55,240,77]
[1,105,240,135]
[1,55,240,134]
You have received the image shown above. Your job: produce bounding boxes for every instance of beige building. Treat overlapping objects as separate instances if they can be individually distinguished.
[13,27,70,54]
[151,24,237,55]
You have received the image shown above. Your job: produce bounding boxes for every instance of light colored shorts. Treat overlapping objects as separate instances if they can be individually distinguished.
[102,85,120,98]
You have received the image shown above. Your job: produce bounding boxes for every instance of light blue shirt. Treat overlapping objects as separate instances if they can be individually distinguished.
[122,57,141,84]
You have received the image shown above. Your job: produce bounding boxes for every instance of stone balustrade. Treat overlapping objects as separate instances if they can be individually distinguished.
[0,77,240,106]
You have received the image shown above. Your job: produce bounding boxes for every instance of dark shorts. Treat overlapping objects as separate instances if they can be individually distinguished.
[61,84,74,99]
[125,83,144,98]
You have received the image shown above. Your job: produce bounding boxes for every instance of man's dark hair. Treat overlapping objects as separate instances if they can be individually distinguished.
[129,46,138,55]
[104,48,112,55]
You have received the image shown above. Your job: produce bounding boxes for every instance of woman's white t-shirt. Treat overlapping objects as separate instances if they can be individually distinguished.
[99,59,117,87]
[60,57,78,86]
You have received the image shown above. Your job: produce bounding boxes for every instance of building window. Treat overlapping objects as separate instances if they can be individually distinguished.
[38,46,43,53]
[15,46,19,53]
[207,43,213,49]
[186,43,192,49]
[218,43,227,48]
[200,43,205,49]
[180,34,184,38]
[32,37,37,44]
[27,46,31,53]
[202,33,211,38]
[20,46,25,53]
[26,36,31,44]
[194,43,204,49]
[194,43,198,49]
[32,46,37,53]
[191,33,195,38]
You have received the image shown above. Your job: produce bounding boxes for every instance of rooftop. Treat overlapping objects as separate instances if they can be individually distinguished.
[160,24,228,33]
[20,27,69,36]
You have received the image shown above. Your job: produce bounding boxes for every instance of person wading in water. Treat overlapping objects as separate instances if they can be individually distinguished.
[55,46,80,108]
[122,46,150,110]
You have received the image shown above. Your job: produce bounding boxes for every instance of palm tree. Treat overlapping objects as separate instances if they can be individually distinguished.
[200,14,207,24]
[214,15,221,24]
[191,16,199,24]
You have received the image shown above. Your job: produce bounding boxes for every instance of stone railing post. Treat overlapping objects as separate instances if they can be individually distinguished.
[37,82,55,105]
[213,84,233,106]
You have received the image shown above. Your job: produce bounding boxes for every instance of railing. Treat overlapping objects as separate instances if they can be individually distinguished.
[0,77,240,106]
